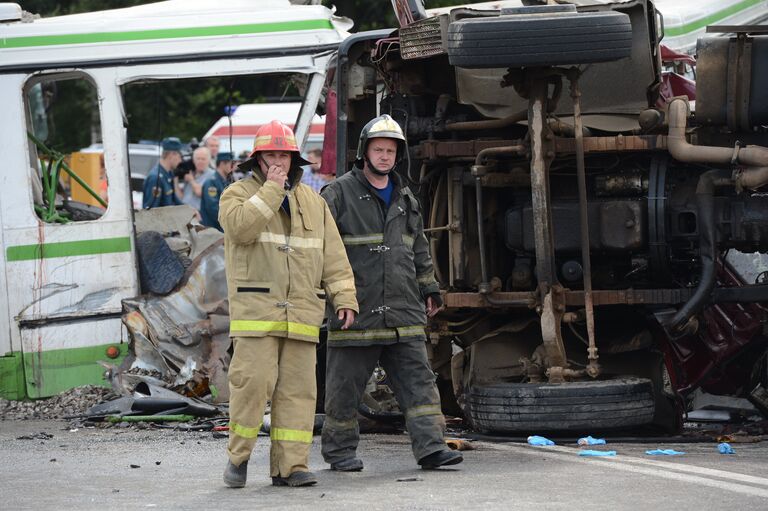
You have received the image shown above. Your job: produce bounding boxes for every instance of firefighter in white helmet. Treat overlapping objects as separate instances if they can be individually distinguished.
[320,114,462,472]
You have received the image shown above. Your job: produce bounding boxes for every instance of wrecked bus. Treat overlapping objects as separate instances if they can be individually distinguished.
[330,0,768,431]
[0,0,349,400]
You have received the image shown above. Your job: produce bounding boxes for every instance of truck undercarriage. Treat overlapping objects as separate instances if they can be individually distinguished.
[334,1,768,432]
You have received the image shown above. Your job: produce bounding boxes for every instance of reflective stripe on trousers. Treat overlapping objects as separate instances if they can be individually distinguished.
[227,336,316,477]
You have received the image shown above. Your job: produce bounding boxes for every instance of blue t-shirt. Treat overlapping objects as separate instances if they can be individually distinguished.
[372,179,394,208]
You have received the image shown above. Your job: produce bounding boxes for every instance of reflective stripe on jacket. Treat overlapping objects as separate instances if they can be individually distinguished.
[321,167,439,346]
[219,168,358,343]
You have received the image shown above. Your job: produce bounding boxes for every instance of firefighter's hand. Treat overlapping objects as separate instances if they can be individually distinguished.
[266,164,288,188]
[426,294,444,318]
[338,308,355,330]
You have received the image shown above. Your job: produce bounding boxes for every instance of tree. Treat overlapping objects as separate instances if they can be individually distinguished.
[22,0,472,147]
[20,0,151,17]
[322,0,471,31]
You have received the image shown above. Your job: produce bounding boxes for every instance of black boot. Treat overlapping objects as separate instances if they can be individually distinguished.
[418,449,463,469]
[272,471,318,487]
[223,460,248,488]
[330,458,364,472]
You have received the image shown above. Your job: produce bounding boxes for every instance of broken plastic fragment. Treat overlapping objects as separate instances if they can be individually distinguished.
[718,442,735,454]
[578,450,616,457]
[577,436,606,446]
[527,435,555,446]
[645,449,685,455]
[445,438,475,451]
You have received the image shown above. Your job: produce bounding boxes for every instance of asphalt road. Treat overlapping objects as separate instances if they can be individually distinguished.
[2,420,768,510]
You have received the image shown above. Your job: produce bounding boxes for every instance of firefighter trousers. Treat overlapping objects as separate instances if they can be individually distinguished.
[321,340,446,464]
[227,336,316,477]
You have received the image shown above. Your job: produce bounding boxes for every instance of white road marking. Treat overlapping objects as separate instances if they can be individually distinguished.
[485,443,768,499]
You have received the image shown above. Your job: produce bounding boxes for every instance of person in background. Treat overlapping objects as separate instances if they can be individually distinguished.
[98,153,109,206]
[142,137,184,209]
[204,135,221,171]
[181,146,214,211]
[300,148,333,193]
[231,149,251,182]
[200,151,234,231]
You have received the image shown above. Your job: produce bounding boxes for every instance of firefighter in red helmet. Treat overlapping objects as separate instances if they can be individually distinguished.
[219,120,358,488]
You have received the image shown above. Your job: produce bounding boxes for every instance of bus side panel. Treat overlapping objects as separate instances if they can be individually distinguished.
[21,318,126,398]
[0,74,27,399]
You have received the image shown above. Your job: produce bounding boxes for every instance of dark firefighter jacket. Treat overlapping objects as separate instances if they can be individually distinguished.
[321,166,439,347]
[219,167,358,343]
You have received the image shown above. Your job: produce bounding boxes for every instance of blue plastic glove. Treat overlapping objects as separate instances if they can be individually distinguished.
[577,436,607,446]
[718,442,735,454]
[578,450,616,457]
[645,449,685,455]
[527,435,555,446]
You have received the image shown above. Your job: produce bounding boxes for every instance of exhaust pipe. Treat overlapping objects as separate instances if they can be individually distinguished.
[667,99,768,168]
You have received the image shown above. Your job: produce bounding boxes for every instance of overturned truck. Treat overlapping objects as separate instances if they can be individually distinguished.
[332,0,768,432]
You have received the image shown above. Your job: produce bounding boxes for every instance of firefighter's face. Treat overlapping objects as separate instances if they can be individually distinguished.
[366,138,397,173]
[258,151,292,172]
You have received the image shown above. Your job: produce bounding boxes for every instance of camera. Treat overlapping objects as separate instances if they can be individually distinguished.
[173,138,199,179]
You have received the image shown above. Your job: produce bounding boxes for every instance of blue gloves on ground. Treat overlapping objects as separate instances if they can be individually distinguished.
[718,442,735,454]
[527,435,555,446]
[646,449,685,455]
[577,436,606,446]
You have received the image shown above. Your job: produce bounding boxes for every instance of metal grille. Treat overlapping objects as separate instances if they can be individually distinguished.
[399,15,448,61]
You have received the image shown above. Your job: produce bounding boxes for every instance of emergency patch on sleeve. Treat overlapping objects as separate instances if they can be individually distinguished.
[207,186,219,197]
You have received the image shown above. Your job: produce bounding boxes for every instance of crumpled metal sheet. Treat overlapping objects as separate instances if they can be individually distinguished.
[120,239,232,403]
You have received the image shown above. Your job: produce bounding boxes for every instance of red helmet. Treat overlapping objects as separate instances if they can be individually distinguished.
[240,120,311,172]
[249,120,301,156]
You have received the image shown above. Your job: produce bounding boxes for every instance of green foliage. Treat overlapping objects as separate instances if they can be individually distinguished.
[322,0,471,31]
[28,76,98,153]
[122,75,298,143]
[20,0,150,17]
[21,0,470,145]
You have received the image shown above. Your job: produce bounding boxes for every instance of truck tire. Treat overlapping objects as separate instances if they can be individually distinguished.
[446,11,633,69]
[466,377,655,432]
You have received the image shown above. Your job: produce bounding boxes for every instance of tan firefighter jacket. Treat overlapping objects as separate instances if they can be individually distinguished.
[219,168,358,343]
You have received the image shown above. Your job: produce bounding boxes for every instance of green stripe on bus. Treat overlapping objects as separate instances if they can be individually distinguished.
[664,0,762,37]
[0,19,334,49]
[6,236,132,261]
[20,342,128,399]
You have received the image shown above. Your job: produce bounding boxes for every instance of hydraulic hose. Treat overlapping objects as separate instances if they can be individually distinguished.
[666,169,732,333]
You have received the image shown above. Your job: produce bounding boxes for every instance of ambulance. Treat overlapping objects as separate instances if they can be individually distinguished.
[0,0,349,399]
[202,102,326,158]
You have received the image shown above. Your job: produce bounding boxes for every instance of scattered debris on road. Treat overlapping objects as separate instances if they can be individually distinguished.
[646,449,685,456]
[718,442,735,454]
[578,450,617,457]
[527,435,555,446]
[15,432,53,440]
[445,438,474,451]
[1,385,116,420]
[577,436,607,446]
